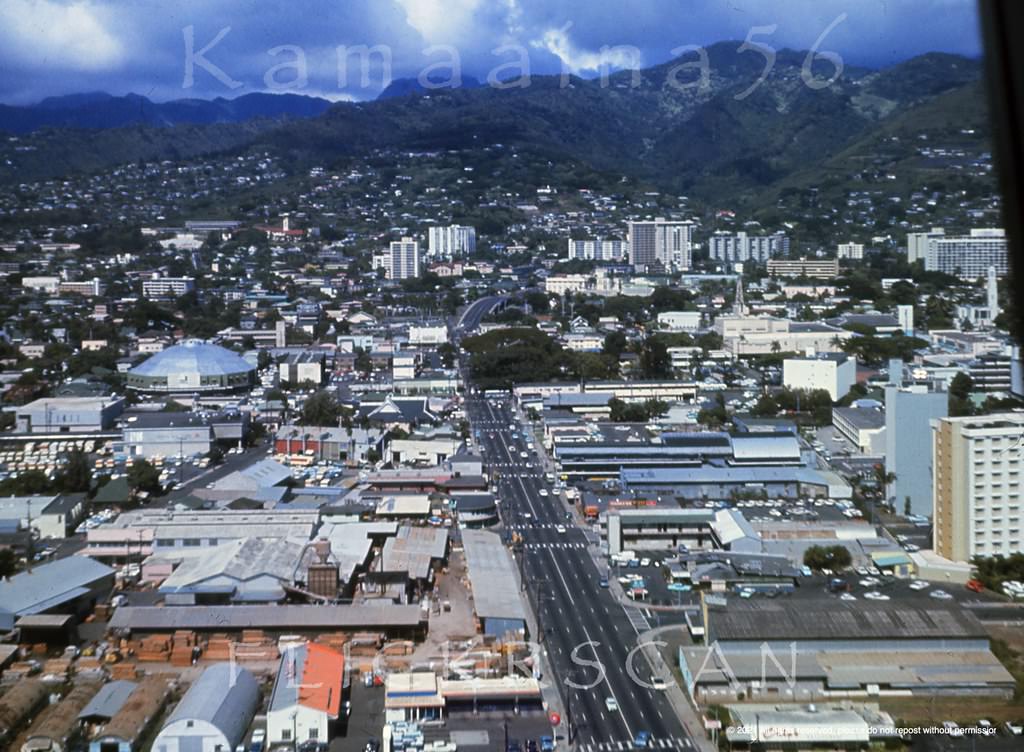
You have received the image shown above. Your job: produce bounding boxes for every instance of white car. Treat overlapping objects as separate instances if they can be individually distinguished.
[930,589,954,600]
[520,451,529,460]
[640,558,651,567]
[538,489,549,497]
[863,591,890,601]
[605,697,619,712]
[908,580,930,591]
[555,525,567,534]
[839,593,857,601]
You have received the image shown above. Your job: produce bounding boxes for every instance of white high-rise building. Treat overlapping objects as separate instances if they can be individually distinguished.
[837,242,864,260]
[427,225,476,259]
[389,237,421,280]
[925,229,1007,279]
[628,219,694,272]
[932,412,1024,561]
[708,231,788,264]
[906,227,944,263]
[987,266,1001,323]
[567,238,628,262]
[897,304,914,336]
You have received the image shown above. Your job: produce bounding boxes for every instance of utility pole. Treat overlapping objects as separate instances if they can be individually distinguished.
[25,498,33,574]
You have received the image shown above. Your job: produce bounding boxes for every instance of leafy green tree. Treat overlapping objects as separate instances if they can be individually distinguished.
[127,459,162,496]
[803,545,852,571]
[302,390,343,426]
[0,548,19,579]
[750,394,779,417]
[949,372,974,417]
[0,470,53,496]
[639,336,672,379]
[57,449,92,493]
[603,331,628,360]
[437,342,457,368]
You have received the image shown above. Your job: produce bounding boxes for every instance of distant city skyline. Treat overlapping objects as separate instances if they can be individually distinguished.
[0,0,983,104]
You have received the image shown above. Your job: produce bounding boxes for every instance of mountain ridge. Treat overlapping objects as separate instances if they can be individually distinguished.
[0,91,333,134]
[0,47,989,212]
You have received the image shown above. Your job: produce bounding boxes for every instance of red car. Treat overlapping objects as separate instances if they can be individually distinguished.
[966,579,985,593]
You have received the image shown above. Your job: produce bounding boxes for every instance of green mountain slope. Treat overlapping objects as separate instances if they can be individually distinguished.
[0,45,988,212]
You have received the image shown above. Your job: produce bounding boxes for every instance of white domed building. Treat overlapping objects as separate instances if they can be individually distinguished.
[126,339,256,393]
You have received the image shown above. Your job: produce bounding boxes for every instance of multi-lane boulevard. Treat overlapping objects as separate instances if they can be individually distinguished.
[465,395,696,752]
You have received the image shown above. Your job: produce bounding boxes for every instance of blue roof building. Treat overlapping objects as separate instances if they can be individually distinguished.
[126,339,255,393]
[152,663,260,752]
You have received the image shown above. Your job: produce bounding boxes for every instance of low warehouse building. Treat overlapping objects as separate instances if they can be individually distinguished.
[89,677,171,752]
[680,595,1016,701]
[152,663,260,752]
[19,680,102,752]
[461,529,527,637]
[0,555,115,632]
[267,643,345,747]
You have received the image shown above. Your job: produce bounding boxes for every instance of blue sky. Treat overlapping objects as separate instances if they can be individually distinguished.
[0,0,983,104]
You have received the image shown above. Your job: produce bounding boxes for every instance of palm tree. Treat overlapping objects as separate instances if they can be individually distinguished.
[771,340,781,354]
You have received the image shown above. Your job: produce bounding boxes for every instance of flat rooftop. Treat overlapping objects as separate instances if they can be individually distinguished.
[706,599,990,642]
[109,604,424,631]
[461,529,527,623]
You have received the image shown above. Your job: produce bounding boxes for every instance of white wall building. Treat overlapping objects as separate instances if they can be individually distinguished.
[142,276,196,299]
[837,242,864,260]
[925,228,1008,279]
[408,325,448,345]
[567,237,628,262]
[783,354,857,400]
[267,643,345,748]
[657,311,702,332]
[933,412,1024,562]
[628,219,694,272]
[708,231,788,264]
[906,227,944,263]
[389,237,421,280]
[543,274,593,296]
[427,225,476,259]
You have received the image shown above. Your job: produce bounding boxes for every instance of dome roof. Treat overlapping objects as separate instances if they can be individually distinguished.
[131,339,254,378]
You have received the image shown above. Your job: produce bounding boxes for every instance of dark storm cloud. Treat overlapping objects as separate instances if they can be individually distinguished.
[0,0,983,104]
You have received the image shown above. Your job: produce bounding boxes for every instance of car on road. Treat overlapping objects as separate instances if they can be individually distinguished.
[364,741,380,752]
[520,451,529,460]
[539,489,549,497]
[651,676,668,691]
[249,729,266,752]
[606,696,619,711]
[908,580,930,591]
[526,740,539,752]
[539,737,554,752]
[599,577,609,588]
[507,740,522,752]
[639,558,651,567]
[839,592,857,601]
[930,589,954,600]
[863,591,890,601]
[555,525,567,534]
[966,579,985,593]
[634,731,651,748]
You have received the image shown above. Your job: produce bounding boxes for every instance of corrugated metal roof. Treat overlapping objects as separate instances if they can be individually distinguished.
[461,530,526,623]
[0,555,112,619]
[109,604,424,630]
[79,680,138,721]
[159,663,259,748]
[709,601,988,642]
